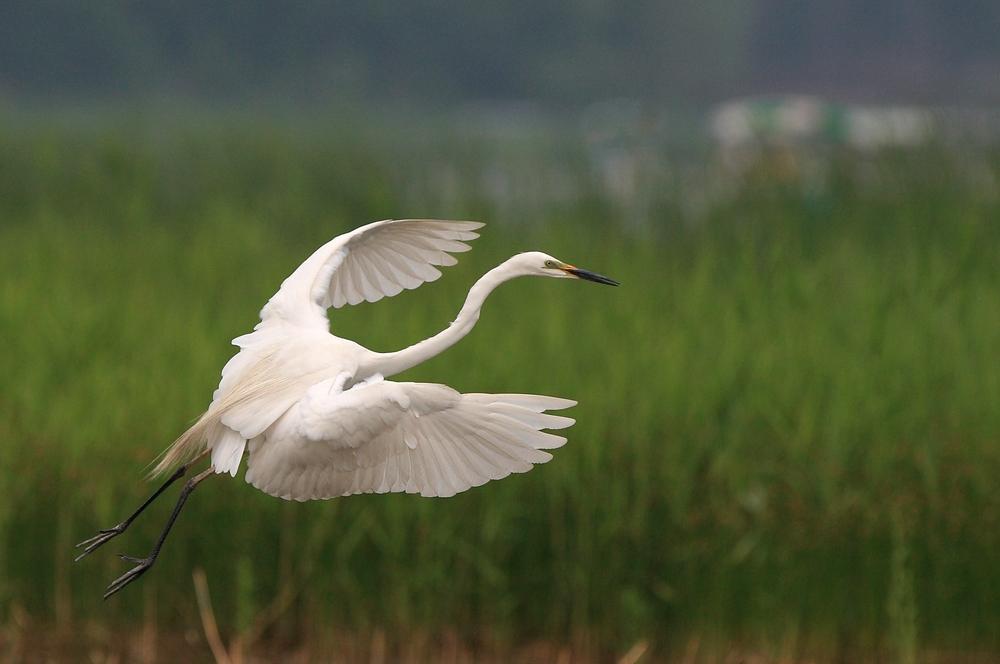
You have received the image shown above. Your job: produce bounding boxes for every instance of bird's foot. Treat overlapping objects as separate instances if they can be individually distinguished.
[74,523,128,562]
[103,554,155,599]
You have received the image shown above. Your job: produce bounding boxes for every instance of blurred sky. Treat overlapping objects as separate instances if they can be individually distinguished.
[2,1,999,107]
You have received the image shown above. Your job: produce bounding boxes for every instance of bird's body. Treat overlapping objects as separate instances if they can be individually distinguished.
[78,218,617,596]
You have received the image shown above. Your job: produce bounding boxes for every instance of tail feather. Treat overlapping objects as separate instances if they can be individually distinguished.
[148,410,218,478]
[148,349,302,478]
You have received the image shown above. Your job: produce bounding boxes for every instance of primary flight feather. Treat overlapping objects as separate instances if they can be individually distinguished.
[76,219,618,598]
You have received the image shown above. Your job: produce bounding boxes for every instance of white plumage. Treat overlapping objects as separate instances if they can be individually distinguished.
[78,218,617,598]
[259,218,481,330]
[247,380,575,500]
[152,219,618,501]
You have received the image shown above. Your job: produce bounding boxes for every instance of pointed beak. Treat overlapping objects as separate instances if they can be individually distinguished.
[563,265,620,286]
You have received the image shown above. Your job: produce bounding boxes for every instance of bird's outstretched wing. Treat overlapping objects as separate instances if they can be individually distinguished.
[245,379,575,501]
[258,219,484,330]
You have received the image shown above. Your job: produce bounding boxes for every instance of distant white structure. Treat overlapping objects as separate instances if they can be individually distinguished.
[710,95,934,152]
[847,106,934,150]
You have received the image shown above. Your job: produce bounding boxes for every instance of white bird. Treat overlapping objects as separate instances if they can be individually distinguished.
[75,219,618,597]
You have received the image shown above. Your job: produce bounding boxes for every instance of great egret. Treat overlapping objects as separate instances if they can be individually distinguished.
[75,219,618,598]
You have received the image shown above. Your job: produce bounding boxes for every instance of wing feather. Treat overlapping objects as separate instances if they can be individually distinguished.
[369,246,424,289]
[424,419,465,494]
[257,219,483,330]
[245,379,574,501]
[348,261,370,304]
[362,251,403,297]
[487,403,575,430]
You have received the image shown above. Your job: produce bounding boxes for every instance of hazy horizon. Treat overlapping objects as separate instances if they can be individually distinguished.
[3,1,1000,109]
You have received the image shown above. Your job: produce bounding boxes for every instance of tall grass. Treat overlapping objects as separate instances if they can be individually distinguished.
[1,123,999,659]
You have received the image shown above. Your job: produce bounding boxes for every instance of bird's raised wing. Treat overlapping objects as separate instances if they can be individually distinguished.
[245,379,575,501]
[258,219,484,330]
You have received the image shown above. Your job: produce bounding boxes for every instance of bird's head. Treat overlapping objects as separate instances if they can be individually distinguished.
[511,251,619,286]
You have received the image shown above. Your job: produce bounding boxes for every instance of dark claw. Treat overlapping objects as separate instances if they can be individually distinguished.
[118,554,146,564]
[103,556,153,599]
[91,464,212,600]
[74,524,127,562]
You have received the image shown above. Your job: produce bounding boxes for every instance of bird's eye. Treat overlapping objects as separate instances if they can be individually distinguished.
[544,260,557,268]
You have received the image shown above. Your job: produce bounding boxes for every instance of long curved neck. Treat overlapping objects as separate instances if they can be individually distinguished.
[368,259,522,378]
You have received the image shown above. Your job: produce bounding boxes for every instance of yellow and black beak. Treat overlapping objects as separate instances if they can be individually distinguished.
[562,264,620,286]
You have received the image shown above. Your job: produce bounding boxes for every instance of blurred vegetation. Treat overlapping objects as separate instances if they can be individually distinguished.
[0,120,999,661]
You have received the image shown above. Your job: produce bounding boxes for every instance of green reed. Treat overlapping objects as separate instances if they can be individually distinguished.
[0,124,998,658]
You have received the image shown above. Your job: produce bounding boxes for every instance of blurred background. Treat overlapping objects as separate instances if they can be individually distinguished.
[1,1,1000,662]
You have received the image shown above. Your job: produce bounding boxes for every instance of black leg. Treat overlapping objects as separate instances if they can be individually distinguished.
[74,450,208,562]
[104,466,214,599]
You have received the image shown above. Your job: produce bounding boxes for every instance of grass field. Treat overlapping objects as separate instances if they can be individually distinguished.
[1,121,999,661]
